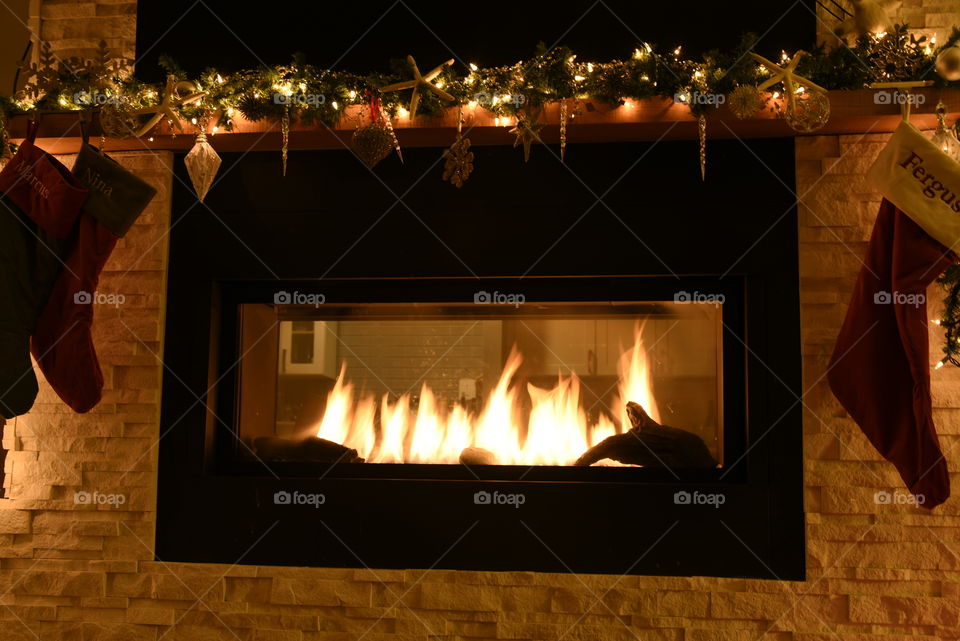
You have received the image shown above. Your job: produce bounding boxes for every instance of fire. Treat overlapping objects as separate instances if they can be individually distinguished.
[315,326,659,465]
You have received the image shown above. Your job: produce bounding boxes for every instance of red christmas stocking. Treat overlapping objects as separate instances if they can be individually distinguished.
[828,199,955,508]
[30,143,155,413]
[0,121,88,418]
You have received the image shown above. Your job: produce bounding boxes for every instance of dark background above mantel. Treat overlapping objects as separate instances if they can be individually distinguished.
[136,1,815,78]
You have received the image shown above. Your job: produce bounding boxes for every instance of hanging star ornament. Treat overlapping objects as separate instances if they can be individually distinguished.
[510,109,544,162]
[131,74,204,137]
[378,56,454,119]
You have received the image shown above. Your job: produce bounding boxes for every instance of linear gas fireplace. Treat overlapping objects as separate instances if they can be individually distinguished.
[227,280,731,477]
[157,139,804,578]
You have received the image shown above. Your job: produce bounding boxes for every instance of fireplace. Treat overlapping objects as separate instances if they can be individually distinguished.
[223,276,735,477]
[157,138,803,578]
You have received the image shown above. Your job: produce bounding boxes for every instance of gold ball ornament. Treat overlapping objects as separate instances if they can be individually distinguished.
[351,122,395,168]
[936,46,960,82]
[785,90,831,133]
[728,85,764,119]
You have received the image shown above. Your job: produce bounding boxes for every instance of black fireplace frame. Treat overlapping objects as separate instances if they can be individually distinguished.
[156,139,804,579]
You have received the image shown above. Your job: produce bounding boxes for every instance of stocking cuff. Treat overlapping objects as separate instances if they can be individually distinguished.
[73,145,157,237]
[868,120,960,252]
[0,140,88,238]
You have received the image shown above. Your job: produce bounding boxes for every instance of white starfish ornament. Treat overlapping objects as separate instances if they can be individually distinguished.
[379,56,455,119]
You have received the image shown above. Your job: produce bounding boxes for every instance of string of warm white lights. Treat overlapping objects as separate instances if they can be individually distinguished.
[1,26,957,142]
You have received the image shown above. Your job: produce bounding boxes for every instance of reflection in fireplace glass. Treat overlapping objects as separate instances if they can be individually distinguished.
[238,303,723,467]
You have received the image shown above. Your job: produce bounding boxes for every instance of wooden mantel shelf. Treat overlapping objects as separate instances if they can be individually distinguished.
[7,88,960,155]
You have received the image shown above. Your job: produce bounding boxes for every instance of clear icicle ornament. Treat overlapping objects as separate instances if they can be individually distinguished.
[698,115,707,181]
[560,99,568,162]
[184,116,221,202]
[932,101,960,162]
[281,105,290,176]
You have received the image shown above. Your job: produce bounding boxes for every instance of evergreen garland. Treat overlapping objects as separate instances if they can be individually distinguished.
[5,27,958,133]
[936,264,960,368]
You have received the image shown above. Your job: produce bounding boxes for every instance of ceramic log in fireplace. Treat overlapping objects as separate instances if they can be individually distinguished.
[157,138,803,578]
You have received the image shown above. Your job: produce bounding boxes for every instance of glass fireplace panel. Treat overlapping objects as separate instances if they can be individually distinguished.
[237,302,723,467]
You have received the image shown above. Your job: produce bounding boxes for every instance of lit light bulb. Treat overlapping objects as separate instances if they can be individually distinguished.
[587,63,594,73]
[398,107,409,118]
[331,101,339,110]
[191,117,197,125]
[469,63,478,71]
[348,90,356,99]
[673,46,682,56]
[148,136,154,142]
[467,100,477,107]
[574,75,585,82]
[773,91,780,99]
[226,107,234,117]
[633,48,644,60]
[641,74,650,81]
[934,319,942,325]
[693,70,703,79]
[568,55,576,63]
[216,74,224,84]
[936,360,946,370]
[435,80,444,89]
[212,126,218,134]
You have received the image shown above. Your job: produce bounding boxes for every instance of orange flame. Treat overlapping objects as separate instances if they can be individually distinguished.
[315,325,658,465]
